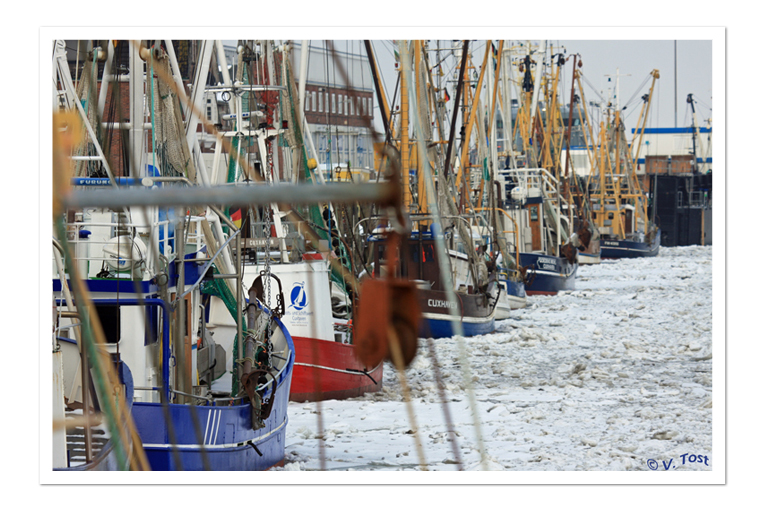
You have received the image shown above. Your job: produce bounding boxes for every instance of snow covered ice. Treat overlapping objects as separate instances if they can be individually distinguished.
[281,246,713,471]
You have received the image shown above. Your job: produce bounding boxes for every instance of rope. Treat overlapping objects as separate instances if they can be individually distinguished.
[424,337,464,469]
[387,325,429,470]
[401,42,489,470]
[579,70,606,105]
[622,72,651,110]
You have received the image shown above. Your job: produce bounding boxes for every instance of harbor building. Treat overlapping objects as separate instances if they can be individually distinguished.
[633,126,713,247]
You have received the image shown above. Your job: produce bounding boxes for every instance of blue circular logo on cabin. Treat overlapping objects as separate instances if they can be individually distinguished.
[289,282,308,311]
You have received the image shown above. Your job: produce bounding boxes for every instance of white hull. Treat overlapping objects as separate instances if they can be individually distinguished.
[495,283,527,320]
[577,251,601,265]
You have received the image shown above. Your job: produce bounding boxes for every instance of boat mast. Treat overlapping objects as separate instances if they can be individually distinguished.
[442,41,470,203]
[613,109,624,238]
[687,93,702,173]
[528,40,546,163]
[397,40,412,212]
[414,40,429,217]
[129,41,145,178]
[481,41,504,213]
[499,42,515,169]
[456,42,491,212]
[630,70,660,170]
[596,119,607,233]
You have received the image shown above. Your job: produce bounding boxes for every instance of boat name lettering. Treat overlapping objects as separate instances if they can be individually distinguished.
[428,299,457,309]
[537,257,557,269]
[603,241,619,246]
[242,238,271,248]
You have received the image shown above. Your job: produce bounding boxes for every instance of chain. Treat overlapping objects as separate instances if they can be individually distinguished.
[264,139,277,367]
[264,141,274,310]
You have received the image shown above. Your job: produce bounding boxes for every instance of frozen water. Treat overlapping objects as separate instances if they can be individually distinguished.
[281,246,713,472]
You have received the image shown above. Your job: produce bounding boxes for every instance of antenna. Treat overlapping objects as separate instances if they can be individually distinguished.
[605,67,631,111]
[674,41,677,128]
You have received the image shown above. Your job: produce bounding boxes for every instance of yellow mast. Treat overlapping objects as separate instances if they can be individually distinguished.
[506,45,533,160]
[414,40,428,216]
[517,57,533,158]
[613,110,625,238]
[540,57,562,171]
[630,69,660,170]
[398,41,411,210]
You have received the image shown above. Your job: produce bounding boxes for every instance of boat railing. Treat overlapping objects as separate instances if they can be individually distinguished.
[56,216,208,278]
[355,214,472,238]
[130,382,275,406]
[498,167,560,203]
[133,369,283,406]
[688,190,710,209]
[237,221,318,265]
[472,207,522,274]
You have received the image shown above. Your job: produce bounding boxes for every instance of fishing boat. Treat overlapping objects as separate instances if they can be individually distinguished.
[587,70,662,259]
[51,39,301,471]
[493,248,528,317]
[573,226,602,264]
[560,86,602,266]
[52,39,144,471]
[499,167,577,295]
[207,40,383,402]
[131,283,295,471]
[357,40,506,338]
[53,203,296,472]
[470,208,527,318]
[492,271,526,320]
[235,213,382,402]
[364,219,498,338]
[493,42,578,295]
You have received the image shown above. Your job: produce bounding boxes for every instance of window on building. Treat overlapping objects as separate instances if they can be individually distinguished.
[344,95,348,116]
[318,92,323,112]
[368,98,373,116]
[332,93,336,114]
[350,96,354,116]
[325,92,329,112]
[312,91,317,112]
[305,93,310,112]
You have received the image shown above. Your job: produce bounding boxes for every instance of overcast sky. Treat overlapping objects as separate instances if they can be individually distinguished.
[223,35,714,134]
[557,39,712,129]
[368,39,712,133]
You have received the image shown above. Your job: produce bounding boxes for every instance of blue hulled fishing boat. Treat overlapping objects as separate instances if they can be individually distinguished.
[498,168,578,295]
[587,70,662,260]
[51,39,298,471]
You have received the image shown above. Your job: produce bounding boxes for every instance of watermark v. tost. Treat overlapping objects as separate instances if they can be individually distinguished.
[646,453,710,471]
